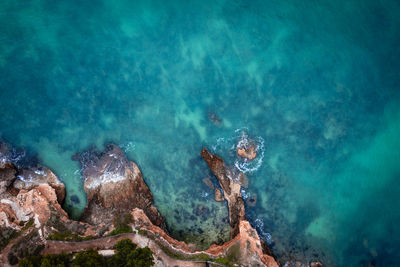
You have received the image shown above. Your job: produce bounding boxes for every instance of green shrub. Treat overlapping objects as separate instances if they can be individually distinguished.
[72,249,105,267]
[20,253,72,267]
[109,214,133,236]
[18,255,42,267]
[109,239,154,267]
[18,239,154,267]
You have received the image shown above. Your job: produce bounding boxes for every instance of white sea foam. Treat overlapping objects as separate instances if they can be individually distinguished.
[16,175,28,182]
[85,172,126,189]
[201,192,209,198]
[234,135,265,173]
[211,127,265,174]
[34,169,46,176]
[211,137,225,151]
[121,141,135,152]
[254,218,274,245]
[108,153,118,159]
[241,188,250,199]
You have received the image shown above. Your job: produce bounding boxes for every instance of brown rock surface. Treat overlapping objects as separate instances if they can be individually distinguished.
[214,188,224,202]
[0,184,67,229]
[77,144,166,230]
[310,262,323,267]
[236,134,258,161]
[13,167,65,204]
[201,147,245,238]
[132,208,279,267]
[239,172,249,188]
[237,146,257,160]
[0,162,17,194]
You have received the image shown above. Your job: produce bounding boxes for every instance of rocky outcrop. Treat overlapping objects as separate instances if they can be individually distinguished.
[0,145,67,231]
[236,134,257,161]
[201,147,245,238]
[201,147,280,266]
[0,163,17,195]
[75,144,166,230]
[132,208,279,267]
[201,147,324,267]
[0,184,68,229]
[1,141,65,204]
[13,167,65,204]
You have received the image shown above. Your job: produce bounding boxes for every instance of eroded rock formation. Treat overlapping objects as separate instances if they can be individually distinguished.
[13,167,65,204]
[0,142,322,267]
[201,147,245,238]
[75,144,166,230]
[201,147,280,266]
[0,146,67,230]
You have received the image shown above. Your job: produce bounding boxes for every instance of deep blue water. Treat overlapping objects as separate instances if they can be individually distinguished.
[1,0,400,266]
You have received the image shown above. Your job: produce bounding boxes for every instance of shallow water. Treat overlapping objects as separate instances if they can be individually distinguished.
[1,0,400,265]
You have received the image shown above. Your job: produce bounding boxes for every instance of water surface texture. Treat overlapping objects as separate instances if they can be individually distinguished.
[1,0,400,266]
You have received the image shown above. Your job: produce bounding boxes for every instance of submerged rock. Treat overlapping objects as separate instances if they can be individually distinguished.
[201,147,282,266]
[246,195,257,207]
[207,111,223,125]
[76,144,166,230]
[202,176,214,189]
[70,195,80,204]
[195,205,209,216]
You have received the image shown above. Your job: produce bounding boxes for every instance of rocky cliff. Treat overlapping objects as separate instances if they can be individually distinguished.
[74,144,166,230]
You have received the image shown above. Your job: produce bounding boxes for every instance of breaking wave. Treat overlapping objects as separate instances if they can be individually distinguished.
[212,127,265,174]
[254,218,274,246]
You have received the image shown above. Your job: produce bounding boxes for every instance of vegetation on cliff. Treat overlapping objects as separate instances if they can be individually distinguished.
[109,214,133,236]
[18,239,154,267]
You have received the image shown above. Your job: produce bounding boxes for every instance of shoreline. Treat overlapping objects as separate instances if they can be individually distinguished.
[0,141,321,266]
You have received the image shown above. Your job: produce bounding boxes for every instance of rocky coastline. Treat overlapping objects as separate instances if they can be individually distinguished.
[0,141,322,266]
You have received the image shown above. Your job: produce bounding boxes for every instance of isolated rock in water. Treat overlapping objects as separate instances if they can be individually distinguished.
[76,144,166,230]
[236,142,257,160]
[13,166,65,204]
[246,195,257,207]
[236,133,257,161]
[201,147,245,238]
[207,111,223,125]
[214,188,224,202]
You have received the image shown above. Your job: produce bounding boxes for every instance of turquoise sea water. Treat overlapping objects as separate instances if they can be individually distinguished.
[1,0,400,265]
